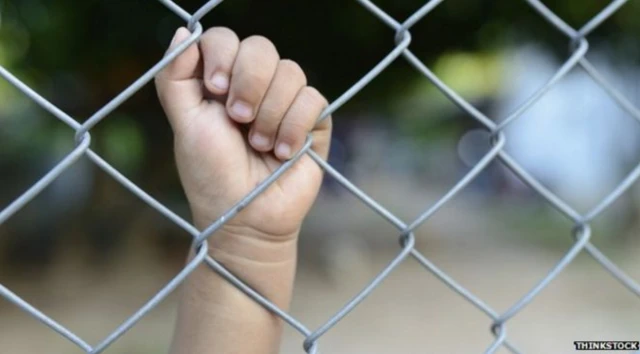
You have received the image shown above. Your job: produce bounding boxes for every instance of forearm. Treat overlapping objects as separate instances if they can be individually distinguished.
[159,25,330,354]
[170,225,298,354]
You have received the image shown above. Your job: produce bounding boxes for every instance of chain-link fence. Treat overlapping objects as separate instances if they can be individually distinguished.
[1,0,640,353]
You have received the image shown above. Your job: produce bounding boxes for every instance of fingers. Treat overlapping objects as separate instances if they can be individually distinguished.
[200,31,280,123]
[164,26,331,160]
[226,36,280,123]
[155,27,203,129]
[249,60,307,152]
[310,109,332,162]
[274,86,329,160]
[204,29,328,160]
[199,27,240,95]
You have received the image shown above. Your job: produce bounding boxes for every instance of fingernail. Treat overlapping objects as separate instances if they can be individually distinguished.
[276,143,291,159]
[211,73,229,91]
[251,133,270,149]
[170,28,186,46]
[230,101,253,120]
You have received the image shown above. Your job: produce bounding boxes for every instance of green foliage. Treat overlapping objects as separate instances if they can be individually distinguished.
[101,115,146,175]
[1,0,638,163]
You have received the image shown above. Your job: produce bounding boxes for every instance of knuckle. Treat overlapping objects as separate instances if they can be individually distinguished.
[255,122,278,137]
[202,26,238,41]
[241,69,266,83]
[235,71,270,98]
[201,27,239,71]
[303,86,328,108]
[242,35,278,55]
[278,59,307,85]
[282,119,309,137]
[256,103,283,123]
[233,86,262,103]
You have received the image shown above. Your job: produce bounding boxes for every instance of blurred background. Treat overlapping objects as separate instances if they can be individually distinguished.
[1,0,640,353]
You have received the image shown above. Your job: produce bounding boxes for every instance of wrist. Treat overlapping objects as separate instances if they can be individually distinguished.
[206,224,299,264]
[190,215,299,308]
[192,209,300,263]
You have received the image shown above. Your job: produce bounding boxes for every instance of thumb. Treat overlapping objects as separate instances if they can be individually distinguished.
[155,27,203,130]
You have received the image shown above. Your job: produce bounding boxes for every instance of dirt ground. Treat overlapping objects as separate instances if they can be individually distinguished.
[1,173,639,354]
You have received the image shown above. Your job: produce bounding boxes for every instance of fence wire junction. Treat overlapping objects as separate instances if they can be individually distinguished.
[1,0,640,353]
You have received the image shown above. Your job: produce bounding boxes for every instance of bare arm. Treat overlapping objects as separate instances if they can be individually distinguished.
[169,230,297,354]
[155,27,331,354]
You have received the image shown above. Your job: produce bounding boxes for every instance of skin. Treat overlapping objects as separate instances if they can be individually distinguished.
[155,27,331,354]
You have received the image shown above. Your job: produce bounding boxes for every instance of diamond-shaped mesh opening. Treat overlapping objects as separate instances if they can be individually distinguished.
[2,0,640,353]
[397,170,583,351]
[0,73,82,211]
[294,169,414,347]
[1,1,175,119]
[504,250,640,352]
[86,103,188,222]
[0,123,79,209]
[0,305,86,354]
[0,158,90,270]
[0,163,200,347]
[538,0,626,30]
[325,61,482,200]
[500,67,640,211]
[300,184,403,277]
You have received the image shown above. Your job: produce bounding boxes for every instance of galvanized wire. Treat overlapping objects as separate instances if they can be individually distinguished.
[0,0,638,353]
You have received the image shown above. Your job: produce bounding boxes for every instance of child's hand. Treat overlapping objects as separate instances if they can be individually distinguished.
[159,27,331,353]
[155,27,331,251]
